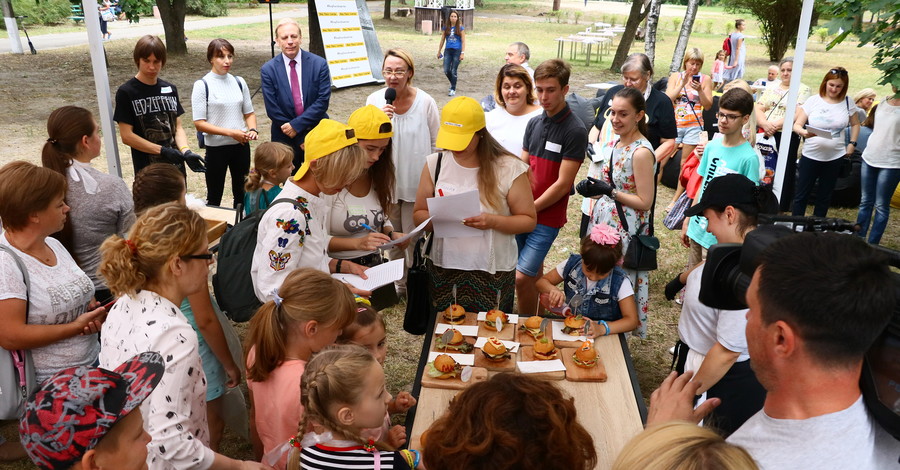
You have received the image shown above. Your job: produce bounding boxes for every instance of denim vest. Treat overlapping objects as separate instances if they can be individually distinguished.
[562,254,626,322]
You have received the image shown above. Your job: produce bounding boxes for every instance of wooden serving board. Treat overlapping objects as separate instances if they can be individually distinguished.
[431,336,476,354]
[516,347,565,380]
[560,348,608,382]
[553,336,587,349]
[204,219,227,243]
[420,366,489,390]
[477,321,517,341]
[473,348,516,372]
[434,311,478,327]
[517,326,552,347]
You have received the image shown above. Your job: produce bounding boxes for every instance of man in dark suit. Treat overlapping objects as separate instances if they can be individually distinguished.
[261,18,331,167]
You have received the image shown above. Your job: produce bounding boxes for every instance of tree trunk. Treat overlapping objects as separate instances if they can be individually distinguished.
[644,0,661,64]
[610,0,648,72]
[552,0,561,12]
[156,0,187,55]
[475,0,484,7]
[383,0,391,20]
[668,0,700,73]
[307,1,325,58]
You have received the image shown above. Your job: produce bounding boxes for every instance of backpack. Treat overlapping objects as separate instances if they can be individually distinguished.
[722,34,732,59]
[213,197,300,322]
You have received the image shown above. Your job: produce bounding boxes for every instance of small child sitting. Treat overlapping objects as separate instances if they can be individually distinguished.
[536,224,640,337]
[337,301,417,448]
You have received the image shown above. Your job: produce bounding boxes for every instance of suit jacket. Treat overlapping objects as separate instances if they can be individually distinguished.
[260,50,331,157]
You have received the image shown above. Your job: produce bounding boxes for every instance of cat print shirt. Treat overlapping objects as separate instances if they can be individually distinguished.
[250,182,330,302]
[324,186,392,260]
[99,289,214,470]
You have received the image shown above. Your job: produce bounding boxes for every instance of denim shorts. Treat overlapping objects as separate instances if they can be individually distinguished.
[515,224,561,277]
[676,126,702,145]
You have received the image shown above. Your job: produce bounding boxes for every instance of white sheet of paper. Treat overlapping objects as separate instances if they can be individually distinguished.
[517,359,567,373]
[332,259,404,291]
[551,321,588,342]
[474,338,520,353]
[379,217,431,249]
[477,312,520,324]
[426,190,483,238]
[434,324,479,336]
[427,351,475,366]
[806,126,833,139]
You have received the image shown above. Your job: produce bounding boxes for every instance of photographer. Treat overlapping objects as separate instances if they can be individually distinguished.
[649,232,900,468]
[667,174,777,437]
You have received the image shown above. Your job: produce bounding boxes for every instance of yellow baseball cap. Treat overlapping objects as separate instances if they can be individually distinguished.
[294,119,358,181]
[436,96,485,151]
[348,105,393,140]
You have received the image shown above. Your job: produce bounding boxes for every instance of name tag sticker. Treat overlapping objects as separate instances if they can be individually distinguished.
[545,141,562,153]
[160,86,173,93]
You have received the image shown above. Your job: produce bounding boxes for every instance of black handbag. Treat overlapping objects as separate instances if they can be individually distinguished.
[607,143,660,271]
[402,153,443,335]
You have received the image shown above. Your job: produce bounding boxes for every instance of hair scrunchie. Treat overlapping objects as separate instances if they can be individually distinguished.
[590,224,620,246]
[272,288,283,308]
[46,138,58,144]
[123,239,138,256]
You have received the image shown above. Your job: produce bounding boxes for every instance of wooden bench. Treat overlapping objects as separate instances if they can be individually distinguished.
[69,4,85,24]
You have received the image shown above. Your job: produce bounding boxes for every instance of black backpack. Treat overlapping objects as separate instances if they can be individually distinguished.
[213,198,300,322]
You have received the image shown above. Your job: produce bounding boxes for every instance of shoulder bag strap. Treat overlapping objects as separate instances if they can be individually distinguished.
[607,144,631,235]
[202,78,209,117]
[423,152,444,257]
[0,246,30,322]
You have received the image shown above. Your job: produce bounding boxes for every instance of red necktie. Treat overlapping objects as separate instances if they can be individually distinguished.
[289,59,304,117]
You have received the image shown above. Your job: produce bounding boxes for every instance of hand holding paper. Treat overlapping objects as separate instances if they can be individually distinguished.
[426,190,483,238]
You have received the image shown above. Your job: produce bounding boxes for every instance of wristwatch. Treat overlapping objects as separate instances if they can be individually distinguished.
[849,140,858,146]
[610,188,618,200]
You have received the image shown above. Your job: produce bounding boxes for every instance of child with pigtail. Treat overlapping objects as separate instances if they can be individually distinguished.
[288,345,423,469]
[244,268,356,469]
[535,223,640,337]
[243,142,295,215]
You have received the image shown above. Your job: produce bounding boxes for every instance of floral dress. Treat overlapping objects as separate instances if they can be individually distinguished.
[588,137,655,338]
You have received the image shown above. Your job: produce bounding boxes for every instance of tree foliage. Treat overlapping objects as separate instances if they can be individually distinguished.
[825,0,900,91]
[610,0,650,72]
[722,0,804,61]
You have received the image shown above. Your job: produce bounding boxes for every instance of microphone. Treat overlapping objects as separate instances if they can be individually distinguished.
[385,88,397,106]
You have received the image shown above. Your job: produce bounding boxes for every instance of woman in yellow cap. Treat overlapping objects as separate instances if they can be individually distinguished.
[250,119,369,303]
[326,105,409,309]
[413,96,536,313]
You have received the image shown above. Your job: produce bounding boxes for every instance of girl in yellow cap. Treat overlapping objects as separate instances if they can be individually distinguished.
[325,105,409,309]
[412,96,536,313]
[250,119,369,303]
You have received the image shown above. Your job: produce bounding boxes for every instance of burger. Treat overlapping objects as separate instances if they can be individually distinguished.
[481,337,511,362]
[443,304,466,324]
[434,329,474,353]
[562,315,587,336]
[572,341,598,368]
[427,354,461,379]
[533,337,558,360]
[519,315,545,340]
[483,309,509,332]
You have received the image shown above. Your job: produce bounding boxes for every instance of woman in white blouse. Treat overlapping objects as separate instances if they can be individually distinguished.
[98,202,265,470]
[192,38,258,208]
[485,63,542,157]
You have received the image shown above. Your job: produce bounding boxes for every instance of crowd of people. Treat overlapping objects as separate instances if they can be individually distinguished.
[1,12,898,470]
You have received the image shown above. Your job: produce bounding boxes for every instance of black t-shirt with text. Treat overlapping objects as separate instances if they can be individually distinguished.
[114,77,185,173]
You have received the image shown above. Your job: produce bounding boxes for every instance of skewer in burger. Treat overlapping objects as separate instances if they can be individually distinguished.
[533,337,558,360]
[481,337,511,362]
[572,341,598,368]
[519,315,545,340]
[427,354,461,379]
[483,309,509,331]
[562,315,587,336]
[443,304,466,324]
[434,329,474,353]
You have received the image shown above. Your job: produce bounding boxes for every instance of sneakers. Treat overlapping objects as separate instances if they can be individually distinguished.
[448,89,456,96]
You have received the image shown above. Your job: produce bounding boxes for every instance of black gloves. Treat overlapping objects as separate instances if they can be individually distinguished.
[575,176,614,198]
[664,275,686,301]
[159,146,185,165]
[183,150,207,173]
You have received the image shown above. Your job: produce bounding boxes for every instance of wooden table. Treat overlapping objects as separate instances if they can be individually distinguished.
[406,322,646,469]
[198,205,238,246]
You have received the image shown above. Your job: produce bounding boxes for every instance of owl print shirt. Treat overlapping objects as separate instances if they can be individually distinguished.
[324,186,393,260]
[250,181,330,302]
[99,289,214,470]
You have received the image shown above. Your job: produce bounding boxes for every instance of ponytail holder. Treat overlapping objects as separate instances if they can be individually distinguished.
[123,239,138,256]
[363,439,376,453]
[46,138,57,144]
[589,224,620,246]
[272,288,283,308]
[299,431,333,448]
[249,168,258,174]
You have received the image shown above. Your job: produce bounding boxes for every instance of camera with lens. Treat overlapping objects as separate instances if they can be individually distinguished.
[698,215,900,440]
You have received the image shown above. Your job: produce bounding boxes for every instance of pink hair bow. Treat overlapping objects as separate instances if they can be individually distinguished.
[590,224,620,246]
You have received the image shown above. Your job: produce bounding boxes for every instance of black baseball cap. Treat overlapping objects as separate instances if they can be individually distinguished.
[685,174,760,217]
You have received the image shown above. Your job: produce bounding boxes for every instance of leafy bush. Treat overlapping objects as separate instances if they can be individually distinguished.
[12,0,71,26]
[704,19,713,34]
[672,17,681,31]
[815,27,829,43]
[187,0,228,17]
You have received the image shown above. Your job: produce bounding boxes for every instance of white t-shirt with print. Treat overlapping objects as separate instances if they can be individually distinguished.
[0,234,97,383]
[801,94,859,162]
[324,186,393,260]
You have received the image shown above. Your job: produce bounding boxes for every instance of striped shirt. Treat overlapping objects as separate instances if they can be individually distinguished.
[300,443,412,470]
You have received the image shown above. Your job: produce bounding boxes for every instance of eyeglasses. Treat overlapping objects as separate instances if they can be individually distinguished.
[716,112,744,122]
[181,252,214,261]
[828,68,848,77]
[382,69,408,78]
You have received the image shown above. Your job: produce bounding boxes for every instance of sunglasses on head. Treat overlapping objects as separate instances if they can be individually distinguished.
[829,68,848,77]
